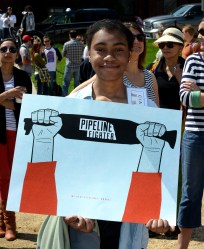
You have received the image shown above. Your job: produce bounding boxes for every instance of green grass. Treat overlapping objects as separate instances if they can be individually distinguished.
[145,39,158,67]
[53,40,158,93]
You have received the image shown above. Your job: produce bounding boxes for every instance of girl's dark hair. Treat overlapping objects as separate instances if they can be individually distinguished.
[43,34,54,46]
[123,22,146,69]
[0,38,18,49]
[86,19,134,51]
[5,7,12,17]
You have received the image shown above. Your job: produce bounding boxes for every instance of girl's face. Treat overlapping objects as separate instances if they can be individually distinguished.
[159,42,183,59]
[0,40,17,63]
[182,28,191,42]
[89,29,130,82]
[129,27,145,56]
[197,22,204,51]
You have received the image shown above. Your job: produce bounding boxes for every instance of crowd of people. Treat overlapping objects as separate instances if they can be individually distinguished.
[0,6,203,249]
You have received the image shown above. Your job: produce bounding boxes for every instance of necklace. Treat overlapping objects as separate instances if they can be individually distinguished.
[165,63,178,80]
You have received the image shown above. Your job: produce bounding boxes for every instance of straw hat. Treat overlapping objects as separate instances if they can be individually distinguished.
[153,27,184,47]
[33,36,42,44]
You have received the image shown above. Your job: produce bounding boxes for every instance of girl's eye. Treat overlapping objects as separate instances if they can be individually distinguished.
[96,48,105,52]
[116,48,124,52]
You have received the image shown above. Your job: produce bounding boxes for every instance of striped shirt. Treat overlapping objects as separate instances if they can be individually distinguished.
[4,77,16,131]
[62,39,84,70]
[180,52,204,131]
[123,69,157,103]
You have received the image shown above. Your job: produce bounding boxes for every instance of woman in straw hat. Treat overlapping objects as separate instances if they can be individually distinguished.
[147,26,185,110]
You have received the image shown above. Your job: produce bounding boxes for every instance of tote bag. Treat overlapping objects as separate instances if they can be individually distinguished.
[35,64,51,83]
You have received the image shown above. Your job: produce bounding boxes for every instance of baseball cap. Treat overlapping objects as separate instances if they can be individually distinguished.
[22,35,33,41]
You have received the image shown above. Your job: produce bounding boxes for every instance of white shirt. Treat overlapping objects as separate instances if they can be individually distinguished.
[4,77,16,131]
[1,13,16,28]
[44,46,57,72]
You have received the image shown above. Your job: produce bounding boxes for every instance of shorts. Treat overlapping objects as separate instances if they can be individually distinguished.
[177,130,204,228]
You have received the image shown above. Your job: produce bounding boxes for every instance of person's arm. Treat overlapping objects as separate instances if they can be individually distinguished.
[192,42,200,53]
[22,55,31,65]
[54,47,62,62]
[0,86,27,110]
[0,86,26,104]
[1,14,8,24]
[21,49,32,65]
[200,92,204,107]
[30,109,62,162]
[70,75,96,94]
[151,73,160,107]
[136,122,166,172]
[180,59,204,108]
[181,80,204,108]
[27,109,95,232]
[0,99,15,110]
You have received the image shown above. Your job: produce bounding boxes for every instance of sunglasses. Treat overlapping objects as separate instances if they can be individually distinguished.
[158,42,175,49]
[133,34,146,42]
[197,28,204,36]
[0,46,17,53]
[44,40,50,43]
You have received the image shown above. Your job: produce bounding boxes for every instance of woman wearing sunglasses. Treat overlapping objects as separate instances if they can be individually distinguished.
[176,20,204,249]
[0,38,32,241]
[147,27,185,110]
[122,22,159,107]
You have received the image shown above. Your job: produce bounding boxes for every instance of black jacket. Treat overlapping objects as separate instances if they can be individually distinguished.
[0,66,32,144]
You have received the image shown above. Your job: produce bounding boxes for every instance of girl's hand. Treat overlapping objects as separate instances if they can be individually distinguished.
[5,86,27,99]
[146,219,175,234]
[182,81,200,91]
[64,215,95,233]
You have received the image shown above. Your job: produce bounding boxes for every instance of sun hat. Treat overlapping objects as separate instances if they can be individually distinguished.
[22,35,33,41]
[153,27,184,47]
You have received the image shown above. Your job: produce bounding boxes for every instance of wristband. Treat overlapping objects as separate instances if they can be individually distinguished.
[191,91,201,108]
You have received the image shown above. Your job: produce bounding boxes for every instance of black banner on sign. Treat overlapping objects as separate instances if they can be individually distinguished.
[24,113,177,148]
